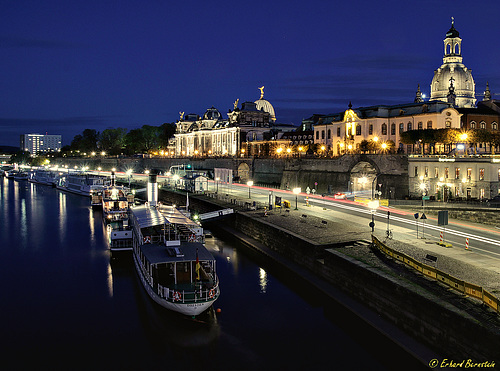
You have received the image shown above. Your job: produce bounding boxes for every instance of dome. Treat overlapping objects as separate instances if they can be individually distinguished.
[445,24,459,39]
[254,98,276,122]
[430,63,475,106]
[202,106,222,121]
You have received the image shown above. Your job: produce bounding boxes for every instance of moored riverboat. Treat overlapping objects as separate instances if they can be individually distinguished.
[56,172,107,197]
[130,173,219,317]
[29,168,58,186]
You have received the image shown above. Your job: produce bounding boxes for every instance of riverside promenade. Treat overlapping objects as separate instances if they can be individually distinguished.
[185,191,500,366]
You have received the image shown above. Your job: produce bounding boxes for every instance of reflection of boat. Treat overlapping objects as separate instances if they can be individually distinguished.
[56,172,106,197]
[29,169,58,186]
[130,173,220,317]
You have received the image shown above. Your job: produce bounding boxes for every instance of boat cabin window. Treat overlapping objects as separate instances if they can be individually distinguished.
[153,263,175,286]
[176,262,191,284]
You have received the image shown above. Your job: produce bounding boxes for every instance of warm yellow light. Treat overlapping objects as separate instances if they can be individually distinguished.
[373,136,379,142]
[276,148,283,154]
[101,151,106,156]
[160,150,164,156]
[241,149,245,153]
[460,133,468,141]
[247,180,254,187]
[321,146,326,151]
[347,144,353,150]
[419,183,426,190]
[298,146,303,151]
[208,150,212,154]
[340,143,345,148]
[293,187,301,195]
[368,200,379,209]
[91,152,96,156]
[381,143,387,149]
[194,150,199,155]
[419,175,424,181]
[286,148,291,153]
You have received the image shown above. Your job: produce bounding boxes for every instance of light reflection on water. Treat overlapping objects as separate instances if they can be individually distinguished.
[259,267,268,293]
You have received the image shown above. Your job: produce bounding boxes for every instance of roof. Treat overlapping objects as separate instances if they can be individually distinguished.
[140,241,214,264]
[131,205,166,229]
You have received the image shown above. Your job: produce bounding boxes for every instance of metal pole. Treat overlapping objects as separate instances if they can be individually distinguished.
[295,195,298,210]
[248,185,251,199]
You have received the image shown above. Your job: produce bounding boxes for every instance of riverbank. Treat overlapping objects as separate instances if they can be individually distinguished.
[156,189,500,365]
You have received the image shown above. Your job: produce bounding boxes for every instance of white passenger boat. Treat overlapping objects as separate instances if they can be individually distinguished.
[29,169,58,186]
[56,172,107,197]
[101,172,135,252]
[130,174,219,317]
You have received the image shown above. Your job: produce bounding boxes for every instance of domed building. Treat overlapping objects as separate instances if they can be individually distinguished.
[430,19,476,108]
[254,86,276,122]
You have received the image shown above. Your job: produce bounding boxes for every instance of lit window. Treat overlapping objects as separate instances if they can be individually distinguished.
[479,168,485,181]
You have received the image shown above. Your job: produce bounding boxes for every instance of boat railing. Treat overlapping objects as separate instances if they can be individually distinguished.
[157,280,220,304]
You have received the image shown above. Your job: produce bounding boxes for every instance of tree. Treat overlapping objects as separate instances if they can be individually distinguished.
[99,128,127,155]
[158,123,177,148]
[10,151,31,165]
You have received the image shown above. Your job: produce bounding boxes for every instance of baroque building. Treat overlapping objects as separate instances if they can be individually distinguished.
[308,19,499,156]
[172,87,283,157]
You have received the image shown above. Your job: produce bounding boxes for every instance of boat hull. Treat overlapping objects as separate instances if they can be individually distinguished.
[132,251,215,317]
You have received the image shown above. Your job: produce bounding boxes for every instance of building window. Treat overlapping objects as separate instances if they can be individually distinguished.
[427,121,433,129]
[467,168,472,180]
[480,121,486,129]
[399,123,404,134]
[337,127,341,137]
[407,122,412,131]
[445,120,451,128]
[407,145,412,154]
[470,121,476,129]
[356,125,361,136]
[424,166,428,177]
[493,122,498,130]
[369,124,373,135]
[391,123,395,135]
[480,189,485,199]
[435,167,439,178]
[321,130,325,139]
[381,123,387,135]
[418,122,423,130]
[316,131,319,140]
[414,166,418,177]
[479,168,485,181]
[444,167,449,179]
[455,167,460,179]
[327,129,331,139]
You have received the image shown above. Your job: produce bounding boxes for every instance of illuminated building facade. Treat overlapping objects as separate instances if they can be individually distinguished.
[20,133,62,156]
[172,88,282,157]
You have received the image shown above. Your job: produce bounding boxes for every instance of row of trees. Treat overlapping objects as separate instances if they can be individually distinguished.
[67,123,177,156]
[400,128,500,154]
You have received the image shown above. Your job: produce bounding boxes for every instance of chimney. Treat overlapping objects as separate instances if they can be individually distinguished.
[147,173,158,207]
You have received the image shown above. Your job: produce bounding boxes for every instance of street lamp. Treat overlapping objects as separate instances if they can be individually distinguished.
[293,187,301,210]
[247,180,254,198]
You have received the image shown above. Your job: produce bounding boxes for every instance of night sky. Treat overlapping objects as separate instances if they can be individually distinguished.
[1,0,499,147]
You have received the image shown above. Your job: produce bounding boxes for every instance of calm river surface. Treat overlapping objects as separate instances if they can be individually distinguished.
[0,178,417,370]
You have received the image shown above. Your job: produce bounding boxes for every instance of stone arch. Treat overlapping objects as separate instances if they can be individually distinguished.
[238,162,250,183]
[348,159,379,195]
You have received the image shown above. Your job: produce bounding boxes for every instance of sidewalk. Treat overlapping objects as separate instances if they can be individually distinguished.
[202,192,500,296]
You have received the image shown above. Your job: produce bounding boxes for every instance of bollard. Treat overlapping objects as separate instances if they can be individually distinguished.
[465,237,469,250]
[440,231,443,243]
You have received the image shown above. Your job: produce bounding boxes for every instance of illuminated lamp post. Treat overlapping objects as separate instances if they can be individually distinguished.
[276,147,283,157]
[293,187,301,210]
[247,180,254,198]
[286,148,292,157]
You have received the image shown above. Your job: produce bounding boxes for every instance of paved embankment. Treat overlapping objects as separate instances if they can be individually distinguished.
[158,189,500,364]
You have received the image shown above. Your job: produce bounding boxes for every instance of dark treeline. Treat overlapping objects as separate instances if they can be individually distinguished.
[68,123,177,156]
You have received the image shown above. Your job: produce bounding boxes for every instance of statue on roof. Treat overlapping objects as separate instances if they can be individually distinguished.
[233,99,239,110]
[258,86,265,100]
[179,111,184,120]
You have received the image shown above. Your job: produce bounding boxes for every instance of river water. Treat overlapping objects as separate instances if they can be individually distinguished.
[0,178,418,370]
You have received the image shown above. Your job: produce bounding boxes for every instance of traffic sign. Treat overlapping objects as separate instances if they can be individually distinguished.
[420,213,427,220]
[413,213,419,219]
[422,196,430,200]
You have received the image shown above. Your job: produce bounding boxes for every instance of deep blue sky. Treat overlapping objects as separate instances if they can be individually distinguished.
[1,0,499,147]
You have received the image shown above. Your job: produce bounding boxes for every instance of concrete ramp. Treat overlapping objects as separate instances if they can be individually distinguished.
[199,208,234,221]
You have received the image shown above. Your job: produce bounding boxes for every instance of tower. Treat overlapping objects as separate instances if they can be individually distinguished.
[430,18,476,108]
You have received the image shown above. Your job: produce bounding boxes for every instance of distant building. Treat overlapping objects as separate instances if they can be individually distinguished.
[20,134,62,156]
[171,87,291,157]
